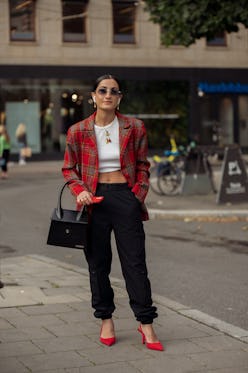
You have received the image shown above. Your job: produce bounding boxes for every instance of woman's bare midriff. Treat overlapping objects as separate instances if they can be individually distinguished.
[98,170,127,183]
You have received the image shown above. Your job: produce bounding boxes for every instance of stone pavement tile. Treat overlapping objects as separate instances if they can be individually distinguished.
[19,303,73,315]
[190,350,248,371]
[73,290,92,301]
[46,276,86,287]
[0,356,30,373]
[30,362,141,373]
[189,334,248,352]
[161,338,207,355]
[2,313,66,328]
[0,286,42,300]
[159,315,225,340]
[78,344,154,366]
[0,286,42,308]
[41,294,82,305]
[114,308,135,322]
[130,354,202,373]
[57,310,95,324]
[162,323,211,341]
[188,322,223,337]
[0,340,43,357]
[45,321,97,337]
[0,318,13,329]
[0,326,55,342]
[14,279,52,289]
[42,286,87,296]
[32,335,99,353]
[0,307,34,318]
[111,285,129,298]
[110,317,139,332]
[68,301,90,312]
[18,351,93,372]
[112,329,140,345]
[78,361,142,373]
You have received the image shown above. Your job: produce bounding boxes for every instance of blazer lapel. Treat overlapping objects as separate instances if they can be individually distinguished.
[82,114,97,149]
[118,114,132,160]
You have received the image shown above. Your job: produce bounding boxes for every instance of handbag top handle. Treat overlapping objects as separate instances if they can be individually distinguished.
[56,181,86,221]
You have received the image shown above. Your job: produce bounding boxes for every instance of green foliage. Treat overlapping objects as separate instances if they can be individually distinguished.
[143,0,248,46]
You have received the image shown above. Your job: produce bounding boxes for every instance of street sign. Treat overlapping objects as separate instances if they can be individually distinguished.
[217,146,248,204]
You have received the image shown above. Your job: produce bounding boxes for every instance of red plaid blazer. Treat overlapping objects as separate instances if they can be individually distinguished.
[62,111,150,220]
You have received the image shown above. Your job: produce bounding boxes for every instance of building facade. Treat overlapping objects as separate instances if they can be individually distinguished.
[0,0,248,156]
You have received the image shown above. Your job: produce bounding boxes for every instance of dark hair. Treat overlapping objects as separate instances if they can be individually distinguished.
[93,74,122,92]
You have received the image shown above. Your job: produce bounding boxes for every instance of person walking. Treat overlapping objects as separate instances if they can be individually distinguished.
[0,124,11,179]
[62,74,164,351]
[15,123,27,165]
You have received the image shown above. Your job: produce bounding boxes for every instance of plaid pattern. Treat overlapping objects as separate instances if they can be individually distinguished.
[62,111,150,220]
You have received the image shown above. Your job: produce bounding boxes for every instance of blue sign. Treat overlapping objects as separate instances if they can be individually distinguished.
[198,82,248,94]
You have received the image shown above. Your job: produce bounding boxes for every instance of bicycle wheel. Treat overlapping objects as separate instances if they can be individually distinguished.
[149,165,163,195]
[158,164,183,195]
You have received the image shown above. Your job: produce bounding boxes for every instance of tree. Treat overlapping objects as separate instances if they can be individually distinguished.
[143,0,248,47]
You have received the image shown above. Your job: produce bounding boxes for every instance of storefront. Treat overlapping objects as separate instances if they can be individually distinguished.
[0,65,248,158]
[197,82,248,149]
[0,77,93,158]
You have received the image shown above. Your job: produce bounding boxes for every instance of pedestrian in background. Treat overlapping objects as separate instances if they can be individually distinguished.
[15,123,27,165]
[0,124,11,179]
[62,74,164,351]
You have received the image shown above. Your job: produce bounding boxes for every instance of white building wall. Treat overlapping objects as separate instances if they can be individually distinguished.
[0,0,247,68]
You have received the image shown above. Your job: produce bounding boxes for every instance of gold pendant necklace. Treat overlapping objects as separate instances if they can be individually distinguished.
[105,130,112,144]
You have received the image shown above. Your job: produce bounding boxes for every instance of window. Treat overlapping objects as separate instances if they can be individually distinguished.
[9,0,36,41]
[207,31,226,46]
[112,0,136,44]
[62,0,88,42]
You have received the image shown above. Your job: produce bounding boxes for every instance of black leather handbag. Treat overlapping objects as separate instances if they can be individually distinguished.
[47,181,88,250]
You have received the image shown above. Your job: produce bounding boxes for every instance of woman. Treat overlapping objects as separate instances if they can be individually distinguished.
[62,74,164,351]
[0,124,11,179]
[15,123,27,165]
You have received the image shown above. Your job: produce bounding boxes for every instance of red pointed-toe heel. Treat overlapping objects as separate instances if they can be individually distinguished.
[138,325,164,351]
[100,327,116,347]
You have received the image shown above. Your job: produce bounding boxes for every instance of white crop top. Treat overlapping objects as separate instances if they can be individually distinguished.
[94,116,121,173]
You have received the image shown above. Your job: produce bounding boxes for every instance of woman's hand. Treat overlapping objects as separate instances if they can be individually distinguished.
[77,191,93,205]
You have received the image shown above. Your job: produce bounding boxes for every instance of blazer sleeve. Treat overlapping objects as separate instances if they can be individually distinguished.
[61,125,88,196]
[131,120,150,202]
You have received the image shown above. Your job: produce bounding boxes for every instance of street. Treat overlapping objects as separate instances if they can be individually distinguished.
[0,161,248,331]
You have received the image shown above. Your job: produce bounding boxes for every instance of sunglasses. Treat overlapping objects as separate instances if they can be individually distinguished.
[97,87,122,96]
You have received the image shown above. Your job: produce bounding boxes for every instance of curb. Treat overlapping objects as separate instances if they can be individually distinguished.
[148,208,248,220]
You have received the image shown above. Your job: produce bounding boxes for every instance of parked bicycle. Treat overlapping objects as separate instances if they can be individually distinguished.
[150,140,216,196]
[149,137,184,196]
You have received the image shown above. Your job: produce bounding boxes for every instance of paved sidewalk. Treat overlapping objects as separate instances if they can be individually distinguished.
[0,255,248,373]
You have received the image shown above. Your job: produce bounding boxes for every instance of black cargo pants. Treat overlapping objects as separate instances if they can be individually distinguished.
[85,183,158,324]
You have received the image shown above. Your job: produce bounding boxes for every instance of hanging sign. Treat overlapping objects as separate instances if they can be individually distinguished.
[217,146,248,204]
